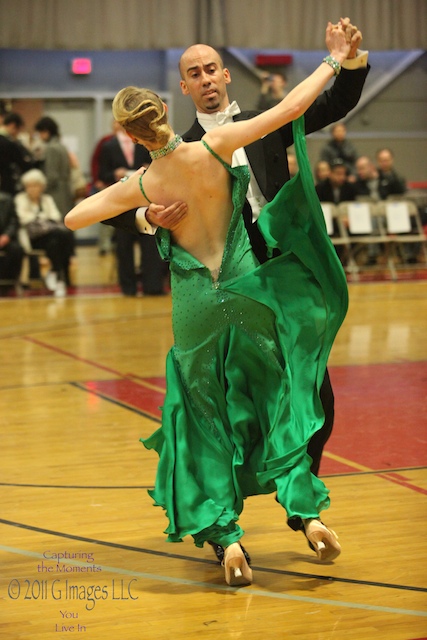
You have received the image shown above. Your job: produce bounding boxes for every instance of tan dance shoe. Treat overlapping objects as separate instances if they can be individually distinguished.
[303,519,341,562]
[223,542,253,586]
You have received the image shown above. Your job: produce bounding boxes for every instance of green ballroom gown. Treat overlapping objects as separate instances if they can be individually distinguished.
[141,117,348,549]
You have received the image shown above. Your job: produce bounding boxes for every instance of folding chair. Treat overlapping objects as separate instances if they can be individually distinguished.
[320,202,357,276]
[18,228,49,289]
[375,199,427,269]
[338,201,396,280]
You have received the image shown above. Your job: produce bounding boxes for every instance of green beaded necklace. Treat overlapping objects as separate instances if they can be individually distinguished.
[149,134,183,160]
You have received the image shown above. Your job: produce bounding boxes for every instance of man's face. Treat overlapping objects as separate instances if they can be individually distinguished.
[330,166,348,187]
[179,45,231,114]
[270,74,287,93]
[316,161,331,182]
[37,130,50,142]
[332,124,346,142]
[356,157,372,180]
[377,150,393,173]
[5,123,20,139]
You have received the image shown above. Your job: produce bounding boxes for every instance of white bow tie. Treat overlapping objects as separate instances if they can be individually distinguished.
[215,101,241,125]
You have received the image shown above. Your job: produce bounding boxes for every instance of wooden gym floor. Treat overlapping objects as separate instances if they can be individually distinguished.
[0,246,426,639]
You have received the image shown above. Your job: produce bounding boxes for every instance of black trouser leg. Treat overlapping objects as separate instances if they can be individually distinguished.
[138,234,166,295]
[31,228,73,282]
[0,241,24,279]
[287,368,335,532]
[115,229,137,296]
[307,368,334,476]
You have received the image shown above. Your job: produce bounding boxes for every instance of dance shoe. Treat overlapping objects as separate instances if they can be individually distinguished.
[222,543,253,586]
[208,540,251,565]
[303,519,341,562]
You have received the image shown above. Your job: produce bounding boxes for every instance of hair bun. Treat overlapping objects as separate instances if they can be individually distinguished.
[112,87,171,145]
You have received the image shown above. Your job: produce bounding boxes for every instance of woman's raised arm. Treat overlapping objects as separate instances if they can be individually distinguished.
[205,21,352,162]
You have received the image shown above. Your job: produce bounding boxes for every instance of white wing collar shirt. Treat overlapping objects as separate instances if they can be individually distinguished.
[197,101,267,221]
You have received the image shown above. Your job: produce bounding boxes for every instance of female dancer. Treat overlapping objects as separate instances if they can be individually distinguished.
[66,21,351,586]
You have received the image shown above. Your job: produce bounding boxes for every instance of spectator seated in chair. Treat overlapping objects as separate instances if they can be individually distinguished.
[14,169,74,297]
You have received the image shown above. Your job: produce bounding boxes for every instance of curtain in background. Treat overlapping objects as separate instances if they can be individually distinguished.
[0,0,425,50]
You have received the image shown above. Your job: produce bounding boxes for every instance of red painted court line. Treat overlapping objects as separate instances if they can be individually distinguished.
[22,338,169,390]
[377,473,427,496]
[351,269,427,283]
[384,472,412,481]
[380,471,427,495]
[23,336,125,377]
[21,336,165,418]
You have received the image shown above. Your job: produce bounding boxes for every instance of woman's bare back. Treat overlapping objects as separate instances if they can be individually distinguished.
[140,141,234,273]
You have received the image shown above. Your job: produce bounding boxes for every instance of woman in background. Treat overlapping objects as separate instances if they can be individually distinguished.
[15,169,74,296]
[34,116,74,218]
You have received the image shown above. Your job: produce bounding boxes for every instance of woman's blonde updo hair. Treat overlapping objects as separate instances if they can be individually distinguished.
[112,87,172,146]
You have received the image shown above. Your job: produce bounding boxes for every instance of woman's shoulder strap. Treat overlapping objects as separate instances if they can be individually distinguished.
[138,173,152,204]
[201,139,231,169]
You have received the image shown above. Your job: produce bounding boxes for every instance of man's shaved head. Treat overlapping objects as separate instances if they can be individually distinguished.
[178,44,231,114]
[179,44,224,78]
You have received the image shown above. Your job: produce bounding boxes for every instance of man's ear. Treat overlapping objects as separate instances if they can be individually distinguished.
[223,68,231,85]
[180,80,190,96]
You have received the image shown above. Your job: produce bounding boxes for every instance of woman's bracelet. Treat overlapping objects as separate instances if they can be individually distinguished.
[323,55,341,76]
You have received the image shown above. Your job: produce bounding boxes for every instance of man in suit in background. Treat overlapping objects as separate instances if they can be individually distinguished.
[315,157,357,204]
[0,112,33,196]
[376,147,407,200]
[103,16,369,557]
[315,158,358,264]
[98,123,166,296]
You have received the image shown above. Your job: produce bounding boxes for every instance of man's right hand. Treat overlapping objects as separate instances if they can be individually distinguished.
[146,201,188,231]
[340,17,362,59]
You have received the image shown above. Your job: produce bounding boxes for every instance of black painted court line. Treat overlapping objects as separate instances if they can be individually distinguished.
[0,517,425,594]
[71,381,162,423]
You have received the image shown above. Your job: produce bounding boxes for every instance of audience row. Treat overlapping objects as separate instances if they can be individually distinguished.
[0,108,424,296]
